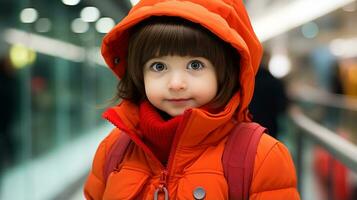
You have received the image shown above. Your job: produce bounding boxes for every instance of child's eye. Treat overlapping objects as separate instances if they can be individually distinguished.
[188,60,204,70]
[150,62,167,72]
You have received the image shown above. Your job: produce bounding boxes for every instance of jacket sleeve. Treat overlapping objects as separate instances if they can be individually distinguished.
[249,134,300,200]
[83,128,121,200]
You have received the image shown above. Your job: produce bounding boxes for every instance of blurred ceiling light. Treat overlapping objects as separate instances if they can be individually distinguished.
[10,44,37,69]
[130,0,140,6]
[301,22,319,39]
[268,54,291,78]
[95,17,115,33]
[330,39,345,57]
[71,18,89,33]
[4,28,108,66]
[342,2,356,12]
[252,0,355,42]
[35,18,51,33]
[330,38,357,58]
[4,28,86,62]
[80,6,100,22]
[62,0,81,6]
[20,8,38,23]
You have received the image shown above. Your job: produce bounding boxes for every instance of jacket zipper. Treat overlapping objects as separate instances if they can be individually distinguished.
[103,108,192,198]
[165,110,192,182]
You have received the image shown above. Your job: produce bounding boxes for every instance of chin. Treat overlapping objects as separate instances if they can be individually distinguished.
[169,108,191,117]
[167,112,181,117]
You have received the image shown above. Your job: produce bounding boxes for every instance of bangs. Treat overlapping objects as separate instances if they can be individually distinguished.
[129,17,226,66]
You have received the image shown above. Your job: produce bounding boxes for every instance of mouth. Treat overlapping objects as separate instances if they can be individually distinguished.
[166,98,193,105]
[167,98,192,102]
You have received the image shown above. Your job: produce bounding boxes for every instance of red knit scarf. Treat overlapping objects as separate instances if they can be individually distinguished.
[139,101,183,165]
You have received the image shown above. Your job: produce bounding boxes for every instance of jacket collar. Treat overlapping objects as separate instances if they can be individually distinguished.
[103,92,241,149]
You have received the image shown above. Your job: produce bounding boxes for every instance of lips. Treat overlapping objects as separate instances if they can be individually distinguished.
[168,98,191,102]
[166,98,193,105]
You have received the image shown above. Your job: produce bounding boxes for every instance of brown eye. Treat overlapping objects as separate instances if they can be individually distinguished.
[150,62,166,72]
[188,60,204,70]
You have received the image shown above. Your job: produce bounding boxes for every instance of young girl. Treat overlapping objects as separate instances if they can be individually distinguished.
[84,0,300,199]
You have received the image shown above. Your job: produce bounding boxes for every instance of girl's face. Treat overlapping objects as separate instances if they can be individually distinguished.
[143,55,218,116]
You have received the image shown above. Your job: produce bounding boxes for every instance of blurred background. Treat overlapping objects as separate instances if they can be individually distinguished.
[0,0,357,199]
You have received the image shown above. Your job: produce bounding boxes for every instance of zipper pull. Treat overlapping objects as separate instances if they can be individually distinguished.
[154,170,169,200]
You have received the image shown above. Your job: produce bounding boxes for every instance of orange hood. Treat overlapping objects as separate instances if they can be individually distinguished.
[101,0,263,121]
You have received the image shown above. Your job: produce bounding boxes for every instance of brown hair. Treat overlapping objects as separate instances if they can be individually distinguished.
[116,16,240,108]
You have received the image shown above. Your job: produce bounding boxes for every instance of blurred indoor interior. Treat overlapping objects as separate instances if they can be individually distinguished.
[1,0,357,199]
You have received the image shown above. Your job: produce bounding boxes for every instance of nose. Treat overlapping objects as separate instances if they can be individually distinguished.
[168,73,187,91]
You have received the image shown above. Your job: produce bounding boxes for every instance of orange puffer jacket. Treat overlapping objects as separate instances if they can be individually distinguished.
[85,100,299,199]
[84,0,300,199]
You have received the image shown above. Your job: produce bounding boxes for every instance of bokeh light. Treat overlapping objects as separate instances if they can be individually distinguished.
[10,44,37,69]
[301,22,319,39]
[95,17,115,33]
[268,54,291,78]
[80,7,100,22]
[62,0,81,6]
[20,8,38,23]
[71,18,89,33]
[35,18,51,33]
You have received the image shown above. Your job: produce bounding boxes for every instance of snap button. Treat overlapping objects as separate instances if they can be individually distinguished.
[193,186,206,200]
[113,57,120,65]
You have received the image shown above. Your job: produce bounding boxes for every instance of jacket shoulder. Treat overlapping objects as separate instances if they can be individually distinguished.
[92,128,122,179]
[250,133,300,200]
[83,128,122,200]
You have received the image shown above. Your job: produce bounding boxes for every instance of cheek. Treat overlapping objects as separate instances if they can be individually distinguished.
[144,76,162,102]
[198,83,217,100]
[192,75,218,102]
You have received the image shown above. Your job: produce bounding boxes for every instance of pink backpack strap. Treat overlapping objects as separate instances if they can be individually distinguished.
[103,132,131,182]
[222,122,266,200]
